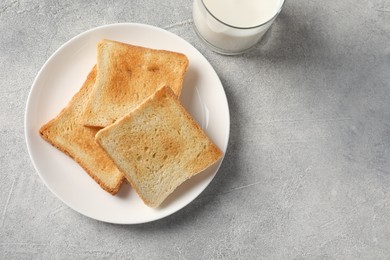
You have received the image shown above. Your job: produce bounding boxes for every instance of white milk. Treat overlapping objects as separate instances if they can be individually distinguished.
[192,0,284,54]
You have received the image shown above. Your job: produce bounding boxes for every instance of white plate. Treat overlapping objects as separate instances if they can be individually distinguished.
[25,23,230,224]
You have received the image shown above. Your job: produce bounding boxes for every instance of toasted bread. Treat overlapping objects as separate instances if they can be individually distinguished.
[82,39,189,127]
[39,66,125,194]
[95,86,223,207]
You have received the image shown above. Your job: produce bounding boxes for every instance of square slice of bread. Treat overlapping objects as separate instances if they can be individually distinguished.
[95,86,223,207]
[39,66,125,194]
[82,39,189,128]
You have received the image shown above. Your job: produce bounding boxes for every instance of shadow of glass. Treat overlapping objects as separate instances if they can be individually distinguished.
[242,9,324,64]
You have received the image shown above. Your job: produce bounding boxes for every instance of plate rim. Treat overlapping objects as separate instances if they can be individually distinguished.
[24,22,230,224]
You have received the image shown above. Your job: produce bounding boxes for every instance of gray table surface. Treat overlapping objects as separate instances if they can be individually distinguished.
[1,0,390,259]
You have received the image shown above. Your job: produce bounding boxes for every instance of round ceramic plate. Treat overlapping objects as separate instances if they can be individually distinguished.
[25,23,230,224]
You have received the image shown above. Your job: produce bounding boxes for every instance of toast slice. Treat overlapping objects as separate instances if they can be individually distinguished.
[82,39,189,128]
[39,66,125,194]
[95,86,223,207]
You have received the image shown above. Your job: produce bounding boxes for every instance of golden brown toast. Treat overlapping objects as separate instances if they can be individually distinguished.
[39,66,125,194]
[95,86,223,207]
[82,39,189,127]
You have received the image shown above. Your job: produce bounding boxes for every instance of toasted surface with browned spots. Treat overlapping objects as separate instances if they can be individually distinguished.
[82,39,189,127]
[95,86,223,207]
[39,66,125,194]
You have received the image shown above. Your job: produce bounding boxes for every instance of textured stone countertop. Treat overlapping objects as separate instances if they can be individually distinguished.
[1,0,390,259]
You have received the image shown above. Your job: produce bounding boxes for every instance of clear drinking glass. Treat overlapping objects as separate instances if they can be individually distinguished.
[192,0,285,55]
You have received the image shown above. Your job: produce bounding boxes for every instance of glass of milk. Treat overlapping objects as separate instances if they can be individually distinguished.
[192,0,285,55]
